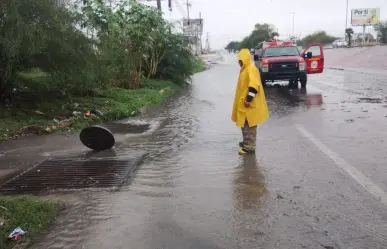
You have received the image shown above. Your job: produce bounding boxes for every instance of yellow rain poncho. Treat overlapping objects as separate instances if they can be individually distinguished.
[231,49,269,127]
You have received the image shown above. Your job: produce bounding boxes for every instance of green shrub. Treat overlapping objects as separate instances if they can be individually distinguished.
[0,0,200,108]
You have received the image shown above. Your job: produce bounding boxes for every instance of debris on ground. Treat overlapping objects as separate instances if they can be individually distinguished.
[72,111,82,117]
[34,110,45,115]
[0,206,9,212]
[8,227,26,241]
[91,109,103,117]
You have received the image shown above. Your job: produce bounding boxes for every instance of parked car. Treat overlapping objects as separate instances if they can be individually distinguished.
[332,39,348,48]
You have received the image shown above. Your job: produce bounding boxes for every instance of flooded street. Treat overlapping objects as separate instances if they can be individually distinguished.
[31,54,387,249]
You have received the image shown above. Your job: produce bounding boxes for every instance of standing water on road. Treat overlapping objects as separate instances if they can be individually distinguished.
[32,53,387,249]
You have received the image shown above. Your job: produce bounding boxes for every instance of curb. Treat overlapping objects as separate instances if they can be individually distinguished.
[326,66,387,77]
[327,67,344,71]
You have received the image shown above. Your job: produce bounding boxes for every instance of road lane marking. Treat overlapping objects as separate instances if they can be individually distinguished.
[296,124,387,207]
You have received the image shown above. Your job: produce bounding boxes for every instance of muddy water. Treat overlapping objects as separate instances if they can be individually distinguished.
[31,54,387,249]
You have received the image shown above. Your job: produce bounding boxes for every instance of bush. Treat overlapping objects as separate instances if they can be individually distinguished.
[0,0,199,105]
[0,0,103,102]
[83,1,198,89]
[374,21,387,44]
[297,31,337,47]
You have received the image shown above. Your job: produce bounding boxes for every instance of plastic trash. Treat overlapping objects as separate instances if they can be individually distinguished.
[91,109,103,117]
[8,227,26,241]
[72,111,82,117]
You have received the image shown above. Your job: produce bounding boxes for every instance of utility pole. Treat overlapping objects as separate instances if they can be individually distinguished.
[206,32,210,52]
[197,12,202,55]
[186,0,191,51]
[290,12,296,38]
[187,0,190,23]
[345,0,349,39]
[157,0,162,11]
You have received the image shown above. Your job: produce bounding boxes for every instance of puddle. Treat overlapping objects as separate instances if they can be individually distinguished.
[356,98,383,104]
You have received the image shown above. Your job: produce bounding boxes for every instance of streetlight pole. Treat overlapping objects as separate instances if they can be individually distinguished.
[290,12,296,38]
[345,0,349,38]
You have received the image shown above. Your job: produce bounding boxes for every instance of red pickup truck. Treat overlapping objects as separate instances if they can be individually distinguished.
[253,40,324,88]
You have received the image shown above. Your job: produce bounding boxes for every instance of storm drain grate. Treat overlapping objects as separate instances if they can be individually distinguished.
[0,157,144,194]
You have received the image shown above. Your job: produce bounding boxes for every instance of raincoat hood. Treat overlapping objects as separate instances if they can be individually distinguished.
[237,49,252,66]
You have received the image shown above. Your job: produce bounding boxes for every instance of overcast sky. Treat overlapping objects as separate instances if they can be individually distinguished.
[143,0,387,49]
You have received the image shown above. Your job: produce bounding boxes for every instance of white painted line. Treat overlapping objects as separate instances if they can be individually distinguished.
[296,124,387,207]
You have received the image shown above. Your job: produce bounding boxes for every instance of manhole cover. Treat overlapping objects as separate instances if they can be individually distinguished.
[0,156,144,194]
[80,125,115,150]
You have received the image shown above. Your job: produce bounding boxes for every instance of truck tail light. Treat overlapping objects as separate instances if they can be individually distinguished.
[299,62,306,71]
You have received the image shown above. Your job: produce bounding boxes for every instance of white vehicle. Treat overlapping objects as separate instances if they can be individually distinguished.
[332,39,348,48]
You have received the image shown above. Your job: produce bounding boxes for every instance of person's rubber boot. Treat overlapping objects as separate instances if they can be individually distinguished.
[238,147,255,155]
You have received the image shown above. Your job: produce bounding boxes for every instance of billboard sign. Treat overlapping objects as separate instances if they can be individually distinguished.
[351,8,380,26]
[183,18,203,36]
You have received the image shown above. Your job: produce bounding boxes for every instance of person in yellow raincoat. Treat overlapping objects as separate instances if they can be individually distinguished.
[231,48,269,155]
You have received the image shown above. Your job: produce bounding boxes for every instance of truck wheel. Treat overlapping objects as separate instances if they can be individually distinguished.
[288,79,298,89]
[260,72,267,88]
[300,78,307,88]
[262,79,267,88]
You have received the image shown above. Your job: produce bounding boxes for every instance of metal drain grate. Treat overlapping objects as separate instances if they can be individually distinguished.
[0,156,144,194]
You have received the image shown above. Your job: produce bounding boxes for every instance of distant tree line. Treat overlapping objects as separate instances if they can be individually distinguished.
[296,31,337,47]
[225,23,279,52]
[225,24,340,51]
[226,20,387,52]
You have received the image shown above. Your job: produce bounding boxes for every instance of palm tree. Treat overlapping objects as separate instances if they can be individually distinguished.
[345,28,354,47]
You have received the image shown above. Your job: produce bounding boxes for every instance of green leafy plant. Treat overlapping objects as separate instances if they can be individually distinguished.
[374,21,387,44]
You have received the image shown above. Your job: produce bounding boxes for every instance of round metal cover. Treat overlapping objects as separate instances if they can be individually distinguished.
[80,125,115,151]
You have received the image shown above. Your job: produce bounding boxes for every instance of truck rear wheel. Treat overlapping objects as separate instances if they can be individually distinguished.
[300,76,307,88]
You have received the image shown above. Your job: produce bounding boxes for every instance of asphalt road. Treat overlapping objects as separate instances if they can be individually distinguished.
[31,54,387,249]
